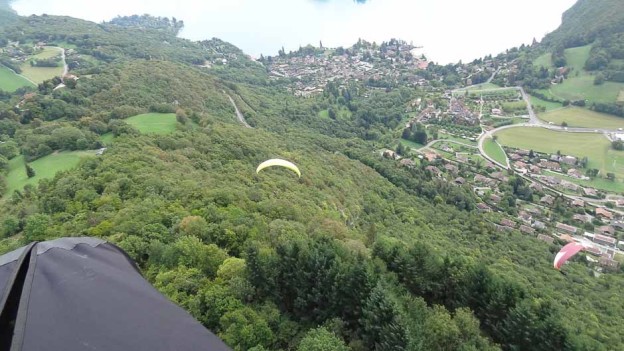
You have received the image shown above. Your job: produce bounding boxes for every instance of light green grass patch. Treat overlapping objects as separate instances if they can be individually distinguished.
[19,47,64,83]
[544,170,624,193]
[437,132,478,147]
[483,138,507,165]
[533,52,552,68]
[549,75,624,104]
[618,90,624,104]
[495,127,624,177]
[530,95,562,112]
[5,151,97,195]
[400,138,425,150]
[20,65,63,83]
[539,107,624,129]
[100,133,115,145]
[33,47,63,60]
[564,45,592,72]
[0,65,35,91]
[125,113,178,134]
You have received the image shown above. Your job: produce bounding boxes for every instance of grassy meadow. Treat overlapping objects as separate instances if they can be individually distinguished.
[534,45,624,104]
[539,107,624,129]
[483,138,507,165]
[5,151,97,195]
[125,113,178,134]
[19,47,64,83]
[529,95,562,112]
[0,65,35,91]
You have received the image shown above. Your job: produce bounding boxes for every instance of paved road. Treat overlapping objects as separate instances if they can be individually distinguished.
[224,91,252,128]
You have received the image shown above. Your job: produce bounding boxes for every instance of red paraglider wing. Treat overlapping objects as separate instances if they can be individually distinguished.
[554,242,585,270]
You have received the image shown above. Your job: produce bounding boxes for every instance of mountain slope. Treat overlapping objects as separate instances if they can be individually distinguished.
[542,0,624,48]
[1,10,624,351]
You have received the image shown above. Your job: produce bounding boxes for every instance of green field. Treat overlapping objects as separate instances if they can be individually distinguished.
[530,95,562,112]
[437,132,478,147]
[618,90,624,104]
[548,75,624,104]
[533,45,624,104]
[483,138,507,165]
[0,66,35,91]
[495,127,624,177]
[533,52,552,68]
[5,151,97,195]
[19,47,64,83]
[539,107,624,129]
[544,170,624,193]
[564,45,592,71]
[400,138,425,150]
[125,113,178,134]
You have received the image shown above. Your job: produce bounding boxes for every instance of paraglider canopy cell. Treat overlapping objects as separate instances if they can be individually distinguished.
[256,159,301,177]
[553,242,585,270]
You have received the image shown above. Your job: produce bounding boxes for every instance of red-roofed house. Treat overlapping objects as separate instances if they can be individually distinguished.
[596,207,614,220]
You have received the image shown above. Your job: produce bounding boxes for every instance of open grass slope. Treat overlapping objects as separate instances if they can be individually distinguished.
[0,65,35,91]
[125,113,178,134]
[565,45,591,71]
[19,47,64,83]
[530,95,562,112]
[535,45,624,104]
[549,75,624,104]
[539,107,624,129]
[545,170,624,193]
[483,138,507,165]
[533,52,552,68]
[5,151,97,195]
[495,127,624,177]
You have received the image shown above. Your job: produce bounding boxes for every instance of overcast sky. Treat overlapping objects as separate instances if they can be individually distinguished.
[12,0,578,63]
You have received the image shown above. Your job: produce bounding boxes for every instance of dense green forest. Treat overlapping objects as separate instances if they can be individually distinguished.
[541,0,624,49]
[1,4,624,351]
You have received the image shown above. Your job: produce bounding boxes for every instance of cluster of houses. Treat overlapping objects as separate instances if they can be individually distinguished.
[506,148,599,196]
[264,42,432,97]
[380,145,623,272]
[0,41,48,66]
[447,98,479,125]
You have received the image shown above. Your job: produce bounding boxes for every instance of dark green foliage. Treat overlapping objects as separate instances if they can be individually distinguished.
[297,327,349,351]
[25,163,35,178]
[0,8,624,351]
[542,0,624,49]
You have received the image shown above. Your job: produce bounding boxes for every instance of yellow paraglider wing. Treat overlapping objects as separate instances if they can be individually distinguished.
[256,159,301,177]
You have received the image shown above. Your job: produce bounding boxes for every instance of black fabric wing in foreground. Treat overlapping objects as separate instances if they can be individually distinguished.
[0,237,230,351]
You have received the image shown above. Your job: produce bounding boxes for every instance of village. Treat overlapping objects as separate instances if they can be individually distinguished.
[262,39,432,97]
[380,142,624,273]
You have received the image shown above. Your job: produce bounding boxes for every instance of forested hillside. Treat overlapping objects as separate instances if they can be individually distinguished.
[542,0,624,49]
[1,5,624,351]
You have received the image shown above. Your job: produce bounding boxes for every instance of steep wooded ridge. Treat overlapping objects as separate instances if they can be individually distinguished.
[0,3,624,351]
[542,0,624,48]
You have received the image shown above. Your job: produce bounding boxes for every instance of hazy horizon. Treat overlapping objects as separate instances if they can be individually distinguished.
[11,0,577,63]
